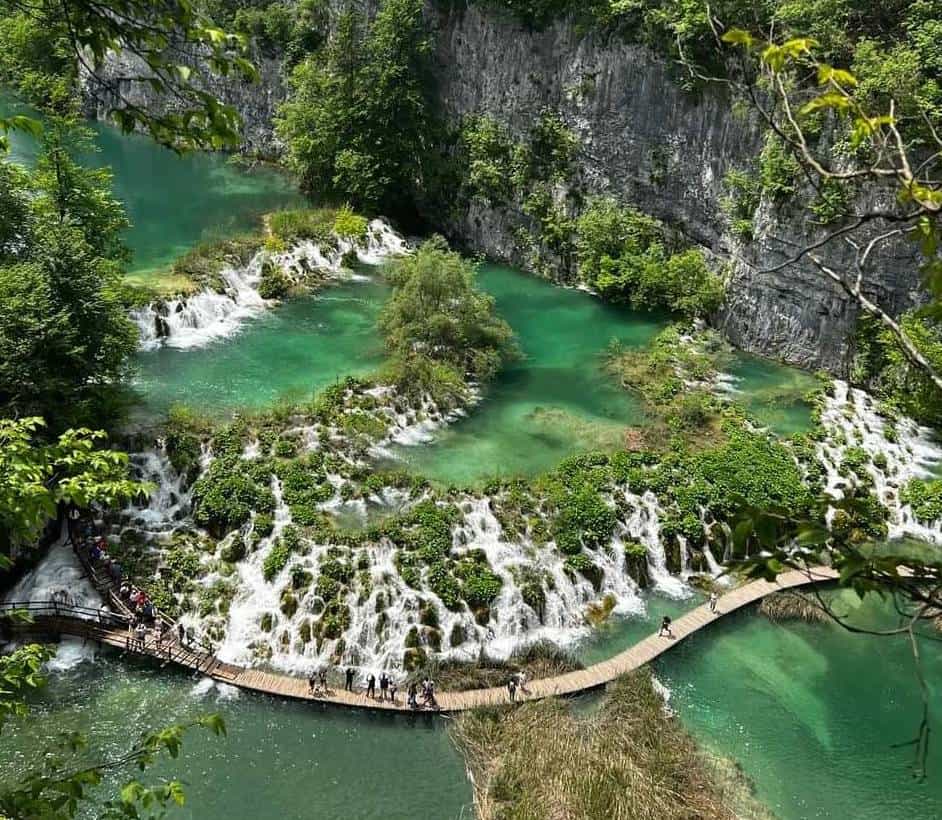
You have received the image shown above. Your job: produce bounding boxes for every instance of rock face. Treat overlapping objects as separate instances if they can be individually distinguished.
[86,5,925,374]
[81,48,287,157]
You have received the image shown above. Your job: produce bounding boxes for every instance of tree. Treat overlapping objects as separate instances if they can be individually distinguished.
[0,417,147,558]
[276,0,434,213]
[696,22,942,393]
[671,11,942,775]
[0,124,138,429]
[0,0,258,150]
[379,236,516,382]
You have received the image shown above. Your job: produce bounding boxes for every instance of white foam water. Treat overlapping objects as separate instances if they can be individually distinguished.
[132,257,268,351]
[4,539,102,611]
[132,218,407,351]
[816,380,942,543]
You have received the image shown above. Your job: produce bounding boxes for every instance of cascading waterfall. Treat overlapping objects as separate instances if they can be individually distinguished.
[112,372,942,674]
[121,445,193,536]
[622,489,691,599]
[131,256,269,351]
[816,380,942,542]
[4,534,101,611]
[132,218,406,351]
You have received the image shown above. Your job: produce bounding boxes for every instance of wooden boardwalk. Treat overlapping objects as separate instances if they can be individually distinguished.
[3,564,837,713]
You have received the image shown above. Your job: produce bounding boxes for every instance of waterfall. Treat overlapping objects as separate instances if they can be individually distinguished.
[211,478,294,667]
[121,446,192,536]
[816,380,942,543]
[132,218,407,351]
[4,537,102,611]
[622,489,691,599]
[131,256,268,351]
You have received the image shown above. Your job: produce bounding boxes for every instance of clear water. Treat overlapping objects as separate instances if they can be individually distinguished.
[132,274,390,417]
[1,92,302,276]
[577,590,942,819]
[0,652,470,820]
[132,261,816,480]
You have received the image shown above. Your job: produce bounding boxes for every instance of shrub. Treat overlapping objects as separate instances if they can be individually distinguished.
[901,478,942,523]
[332,205,368,241]
[575,197,723,317]
[379,236,516,383]
[191,459,275,538]
[257,259,292,299]
[268,208,336,245]
[427,561,462,610]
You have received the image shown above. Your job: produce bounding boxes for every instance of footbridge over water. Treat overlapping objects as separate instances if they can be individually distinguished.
[2,562,838,712]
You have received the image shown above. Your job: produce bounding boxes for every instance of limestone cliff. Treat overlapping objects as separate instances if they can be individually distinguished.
[85,5,925,374]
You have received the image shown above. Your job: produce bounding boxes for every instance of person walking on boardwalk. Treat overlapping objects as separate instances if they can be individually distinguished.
[507,676,517,702]
[177,623,186,646]
[319,668,329,693]
[389,678,398,703]
[425,679,437,709]
[345,667,355,692]
[308,670,319,694]
[366,672,376,699]
[517,670,529,695]
[658,615,673,638]
[407,682,418,709]
[709,591,718,614]
[379,672,389,701]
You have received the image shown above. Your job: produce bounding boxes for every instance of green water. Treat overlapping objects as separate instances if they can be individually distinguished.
[388,265,660,484]
[132,274,390,417]
[577,589,942,819]
[726,353,818,437]
[1,93,302,275]
[0,653,470,820]
[133,261,817,481]
[6,594,941,820]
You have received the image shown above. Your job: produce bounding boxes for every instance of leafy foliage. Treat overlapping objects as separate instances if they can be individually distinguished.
[0,0,258,150]
[0,417,147,555]
[0,125,137,429]
[379,236,516,382]
[575,198,724,317]
[275,0,434,212]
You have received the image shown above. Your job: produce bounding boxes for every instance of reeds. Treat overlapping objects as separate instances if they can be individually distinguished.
[451,669,737,820]
[757,591,830,624]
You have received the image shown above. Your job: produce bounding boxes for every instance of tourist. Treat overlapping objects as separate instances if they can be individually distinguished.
[119,581,131,601]
[407,682,418,710]
[309,670,319,694]
[658,615,673,638]
[379,672,389,701]
[389,678,398,703]
[366,672,376,699]
[134,621,147,650]
[108,560,123,582]
[517,670,529,695]
[426,679,437,710]
[709,591,718,614]
[155,621,165,645]
[177,623,186,645]
[345,667,355,692]
[507,676,517,702]
[319,668,330,693]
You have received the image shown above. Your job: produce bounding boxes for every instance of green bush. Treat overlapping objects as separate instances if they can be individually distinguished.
[427,561,462,610]
[379,236,516,383]
[257,259,292,299]
[332,205,368,241]
[901,478,942,523]
[575,197,723,317]
[191,458,275,537]
[268,208,337,245]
